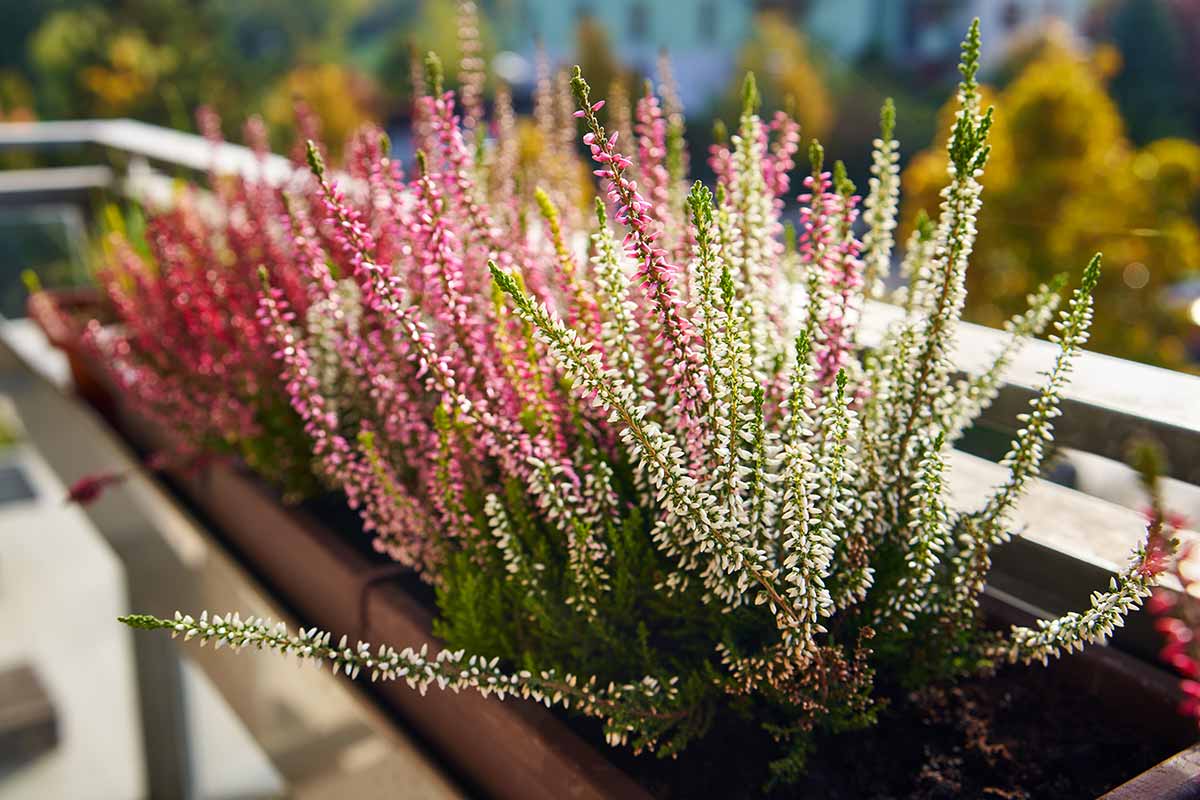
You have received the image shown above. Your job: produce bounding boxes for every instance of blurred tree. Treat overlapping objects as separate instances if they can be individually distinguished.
[719,11,832,142]
[210,0,348,90]
[376,0,495,120]
[0,70,35,121]
[576,15,633,110]
[263,64,381,160]
[26,1,229,127]
[21,0,380,133]
[903,36,1200,371]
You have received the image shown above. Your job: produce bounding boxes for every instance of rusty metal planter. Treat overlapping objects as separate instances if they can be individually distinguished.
[27,288,1200,799]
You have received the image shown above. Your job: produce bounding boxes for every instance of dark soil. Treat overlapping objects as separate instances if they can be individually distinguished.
[607,662,1182,799]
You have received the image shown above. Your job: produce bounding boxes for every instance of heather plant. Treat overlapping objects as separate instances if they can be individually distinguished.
[84,112,328,499]
[77,34,589,506]
[123,24,1168,783]
[1151,549,1200,726]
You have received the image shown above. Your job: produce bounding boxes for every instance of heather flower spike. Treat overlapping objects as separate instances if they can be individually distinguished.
[119,21,1169,777]
[88,114,321,500]
[424,51,444,96]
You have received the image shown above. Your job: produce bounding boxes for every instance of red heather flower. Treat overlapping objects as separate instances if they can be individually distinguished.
[86,109,325,498]
[1180,697,1200,721]
[66,471,126,506]
[1148,588,1178,614]
[1170,653,1200,679]
[1144,506,1200,724]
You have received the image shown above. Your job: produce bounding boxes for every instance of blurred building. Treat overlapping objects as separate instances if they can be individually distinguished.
[497,0,751,110]
[803,0,1091,73]
[492,0,1094,113]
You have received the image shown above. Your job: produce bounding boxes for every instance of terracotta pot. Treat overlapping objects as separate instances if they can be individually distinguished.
[29,288,1200,799]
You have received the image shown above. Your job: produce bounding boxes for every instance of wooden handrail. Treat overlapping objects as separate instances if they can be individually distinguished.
[860,300,1200,484]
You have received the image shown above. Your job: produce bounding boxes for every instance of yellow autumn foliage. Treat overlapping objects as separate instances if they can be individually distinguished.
[264,63,380,161]
[903,38,1200,371]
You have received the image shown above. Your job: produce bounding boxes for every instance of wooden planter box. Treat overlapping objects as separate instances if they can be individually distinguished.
[27,288,1200,799]
[24,288,115,414]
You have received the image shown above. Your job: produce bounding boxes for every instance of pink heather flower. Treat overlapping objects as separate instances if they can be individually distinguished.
[635,92,672,228]
[709,141,734,188]
[289,98,325,168]
[1138,532,1174,578]
[258,278,436,569]
[763,112,801,200]
[572,83,711,468]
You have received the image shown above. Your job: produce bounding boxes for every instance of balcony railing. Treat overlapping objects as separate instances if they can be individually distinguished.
[1,116,1196,661]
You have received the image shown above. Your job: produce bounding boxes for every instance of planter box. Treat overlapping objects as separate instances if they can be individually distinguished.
[25,288,114,414]
[27,288,1200,799]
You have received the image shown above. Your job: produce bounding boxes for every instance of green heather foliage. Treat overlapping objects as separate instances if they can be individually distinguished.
[121,23,1165,785]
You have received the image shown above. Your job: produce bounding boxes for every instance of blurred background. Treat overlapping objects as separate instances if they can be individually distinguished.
[0,0,1198,370]
[0,3,1197,799]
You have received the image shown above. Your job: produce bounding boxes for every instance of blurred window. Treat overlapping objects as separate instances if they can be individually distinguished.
[1003,1,1023,29]
[699,0,717,42]
[629,1,649,41]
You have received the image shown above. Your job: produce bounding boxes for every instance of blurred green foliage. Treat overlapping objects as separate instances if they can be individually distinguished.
[375,0,496,120]
[263,63,380,159]
[26,1,224,126]
[8,0,409,138]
